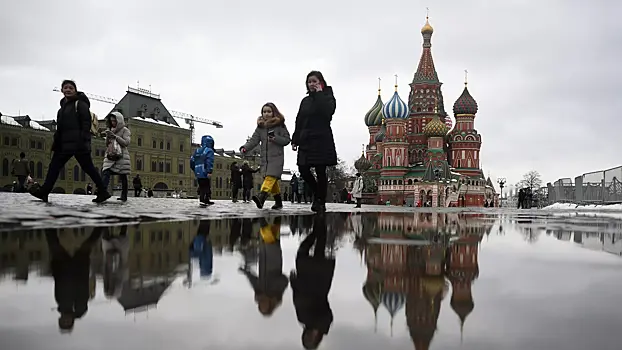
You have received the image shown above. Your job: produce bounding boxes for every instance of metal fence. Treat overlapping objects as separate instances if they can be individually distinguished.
[547,166,622,205]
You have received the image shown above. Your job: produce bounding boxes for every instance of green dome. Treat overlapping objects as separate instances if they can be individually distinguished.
[364,95,384,127]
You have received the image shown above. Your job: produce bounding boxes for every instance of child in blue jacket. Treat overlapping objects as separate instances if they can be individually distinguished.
[190,135,215,207]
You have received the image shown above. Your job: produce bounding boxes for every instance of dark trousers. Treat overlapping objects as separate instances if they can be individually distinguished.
[102,170,128,199]
[41,152,105,194]
[242,187,252,201]
[16,175,27,192]
[198,178,212,203]
[134,187,142,197]
[356,198,361,207]
[298,165,327,202]
[232,184,240,201]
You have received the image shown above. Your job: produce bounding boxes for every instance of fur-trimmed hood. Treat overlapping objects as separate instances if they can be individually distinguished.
[256,115,284,129]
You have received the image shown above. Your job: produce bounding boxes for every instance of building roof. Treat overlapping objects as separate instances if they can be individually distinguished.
[453,85,479,115]
[412,17,439,84]
[364,93,384,127]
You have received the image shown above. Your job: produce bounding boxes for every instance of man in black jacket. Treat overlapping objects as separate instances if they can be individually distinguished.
[31,80,110,203]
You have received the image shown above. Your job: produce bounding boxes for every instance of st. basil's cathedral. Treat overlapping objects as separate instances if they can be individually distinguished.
[356,15,497,207]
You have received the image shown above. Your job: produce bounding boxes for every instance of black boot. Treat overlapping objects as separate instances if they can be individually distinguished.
[355,198,361,208]
[252,191,269,209]
[92,189,111,203]
[30,188,49,203]
[272,194,283,210]
[311,196,326,213]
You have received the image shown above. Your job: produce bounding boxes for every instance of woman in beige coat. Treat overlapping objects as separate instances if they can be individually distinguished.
[101,112,131,201]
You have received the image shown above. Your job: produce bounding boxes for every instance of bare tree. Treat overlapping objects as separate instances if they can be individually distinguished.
[516,170,542,190]
[326,157,352,189]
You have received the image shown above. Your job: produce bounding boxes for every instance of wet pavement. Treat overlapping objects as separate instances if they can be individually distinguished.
[1,212,622,350]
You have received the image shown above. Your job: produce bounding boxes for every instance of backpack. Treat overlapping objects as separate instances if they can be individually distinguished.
[75,100,100,136]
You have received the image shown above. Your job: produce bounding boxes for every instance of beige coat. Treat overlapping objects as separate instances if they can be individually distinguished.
[102,112,131,175]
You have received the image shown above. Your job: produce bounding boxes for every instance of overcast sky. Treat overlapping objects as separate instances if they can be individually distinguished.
[1,0,620,190]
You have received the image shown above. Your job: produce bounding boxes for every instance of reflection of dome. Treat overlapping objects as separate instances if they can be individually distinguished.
[451,297,474,323]
[453,86,478,115]
[363,280,383,331]
[364,94,384,127]
[383,91,409,119]
[422,275,445,297]
[381,291,406,336]
[423,115,448,137]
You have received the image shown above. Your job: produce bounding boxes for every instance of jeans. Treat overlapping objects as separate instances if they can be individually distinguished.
[41,152,105,194]
[16,175,26,192]
[198,178,212,203]
[232,184,240,201]
[298,165,327,202]
[102,170,128,199]
[134,188,142,197]
[242,187,252,201]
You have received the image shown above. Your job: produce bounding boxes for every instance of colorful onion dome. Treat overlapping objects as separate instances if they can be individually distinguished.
[422,275,445,297]
[374,122,386,142]
[423,115,448,137]
[451,295,475,323]
[362,281,382,314]
[364,94,384,127]
[383,91,409,119]
[421,17,434,35]
[444,115,453,130]
[453,86,478,115]
[381,291,406,317]
[355,153,372,172]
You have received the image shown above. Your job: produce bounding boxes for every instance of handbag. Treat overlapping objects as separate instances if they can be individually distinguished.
[106,139,123,161]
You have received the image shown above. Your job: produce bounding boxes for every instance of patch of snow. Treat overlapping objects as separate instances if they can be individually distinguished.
[1,116,22,127]
[172,117,192,130]
[131,116,184,129]
[30,120,50,131]
[544,202,622,211]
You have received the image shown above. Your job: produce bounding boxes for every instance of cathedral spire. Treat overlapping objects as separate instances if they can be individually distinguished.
[412,12,439,84]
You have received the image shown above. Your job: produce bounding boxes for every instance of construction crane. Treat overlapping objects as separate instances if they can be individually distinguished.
[52,87,224,141]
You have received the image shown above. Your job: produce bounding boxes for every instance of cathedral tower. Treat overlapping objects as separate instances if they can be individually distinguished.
[380,77,409,195]
[364,79,384,161]
[449,75,482,178]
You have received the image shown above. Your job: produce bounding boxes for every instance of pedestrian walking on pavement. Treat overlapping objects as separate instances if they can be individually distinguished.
[31,80,110,203]
[132,174,142,197]
[190,135,215,207]
[240,103,291,210]
[230,161,243,202]
[351,173,364,208]
[241,161,259,203]
[291,71,337,213]
[101,111,131,202]
[11,152,31,193]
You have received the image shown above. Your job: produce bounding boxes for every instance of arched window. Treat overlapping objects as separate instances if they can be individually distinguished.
[73,166,80,181]
[159,141,164,150]
[152,140,157,148]
[36,162,43,179]
[29,161,34,174]
[166,142,171,151]
[1,158,8,176]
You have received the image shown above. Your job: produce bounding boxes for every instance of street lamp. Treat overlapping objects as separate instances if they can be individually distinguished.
[497,177,506,207]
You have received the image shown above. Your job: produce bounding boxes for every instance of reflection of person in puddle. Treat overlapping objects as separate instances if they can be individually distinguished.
[101,226,130,299]
[191,220,214,279]
[45,227,102,333]
[240,217,289,317]
[290,214,335,349]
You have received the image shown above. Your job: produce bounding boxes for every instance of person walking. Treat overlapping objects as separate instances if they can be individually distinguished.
[190,135,215,207]
[230,161,243,202]
[11,152,30,192]
[101,112,131,202]
[31,80,110,203]
[351,173,364,208]
[290,173,299,203]
[241,161,259,203]
[291,71,337,213]
[240,103,291,210]
[132,174,142,197]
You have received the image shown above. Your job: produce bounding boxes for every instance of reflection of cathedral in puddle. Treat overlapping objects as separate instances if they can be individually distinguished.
[361,213,485,349]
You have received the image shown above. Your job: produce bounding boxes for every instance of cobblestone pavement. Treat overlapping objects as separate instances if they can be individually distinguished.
[1,192,619,231]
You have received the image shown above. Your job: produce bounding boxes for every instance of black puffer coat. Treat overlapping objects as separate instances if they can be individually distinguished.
[292,86,338,167]
[53,92,93,154]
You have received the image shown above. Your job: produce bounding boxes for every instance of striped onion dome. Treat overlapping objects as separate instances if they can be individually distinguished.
[423,115,448,137]
[355,153,372,172]
[364,94,384,126]
[381,291,406,317]
[383,90,409,119]
[444,115,453,130]
[374,122,386,142]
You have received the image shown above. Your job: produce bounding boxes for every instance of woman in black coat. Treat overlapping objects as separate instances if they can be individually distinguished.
[241,161,259,203]
[230,161,243,202]
[291,71,337,213]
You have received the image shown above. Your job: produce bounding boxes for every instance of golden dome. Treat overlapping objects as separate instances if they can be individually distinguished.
[421,18,433,34]
[423,115,448,137]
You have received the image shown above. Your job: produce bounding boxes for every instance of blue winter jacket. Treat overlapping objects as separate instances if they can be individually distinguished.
[190,135,215,179]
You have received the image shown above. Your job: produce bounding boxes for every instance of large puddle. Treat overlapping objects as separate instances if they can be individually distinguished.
[1,212,621,350]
